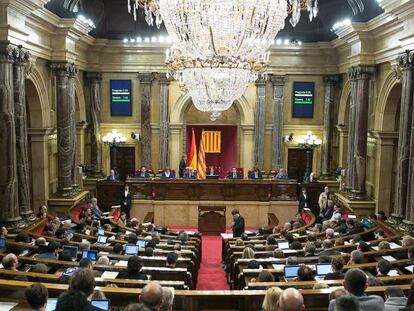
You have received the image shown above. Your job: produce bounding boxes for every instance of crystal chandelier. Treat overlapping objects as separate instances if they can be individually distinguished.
[166,48,269,117]
[129,0,319,32]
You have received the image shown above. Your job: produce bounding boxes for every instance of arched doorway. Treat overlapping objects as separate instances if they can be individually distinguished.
[25,76,51,211]
[169,93,255,177]
[373,75,401,215]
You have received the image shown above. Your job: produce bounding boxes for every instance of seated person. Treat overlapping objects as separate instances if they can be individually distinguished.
[183,167,197,179]
[305,172,318,182]
[376,259,392,277]
[90,197,104,220]
[25,283,48,311]
[296,265,314,281]
[325,256,345,280]
[37,205,48,219]
[35,240,60,260]
[117,256,147,280]
[106,169,118,181]
[161,167,175,179]
[136,166,150,178]
[274,168,288,179]
[227,167,242,179]
[2,254,28,281]
[166,252,179,268]
[248,168,263,180]
[207,166,217,176]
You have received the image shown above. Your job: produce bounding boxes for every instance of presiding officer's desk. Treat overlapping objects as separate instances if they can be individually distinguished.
[97,180,325,227]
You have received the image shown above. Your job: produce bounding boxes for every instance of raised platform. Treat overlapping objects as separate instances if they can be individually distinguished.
[335,192,376,216]
[130,199,299,228]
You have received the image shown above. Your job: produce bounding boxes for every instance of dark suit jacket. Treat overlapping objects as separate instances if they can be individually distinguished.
[320,207,334,220]
[298,193,311,210]
[106,175,118,181]
[317,249,341,256]
[249,171,263,179]
[136,172,150,178]
[120,191,132,209]
[347,225,364,235]
[179,159,186,178]
[227,172,242,179]
[184,171,197,179]
[232,216,245,237]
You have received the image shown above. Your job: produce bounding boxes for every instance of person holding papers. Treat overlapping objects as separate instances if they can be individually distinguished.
[120,184,132,219]
[231,209,245,238]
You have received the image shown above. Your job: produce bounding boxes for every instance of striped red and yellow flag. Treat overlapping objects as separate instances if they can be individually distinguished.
[197,131,207,180]
[203,131,221,153]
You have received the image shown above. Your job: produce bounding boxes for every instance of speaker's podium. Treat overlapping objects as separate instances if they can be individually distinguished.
[198,205,226,236]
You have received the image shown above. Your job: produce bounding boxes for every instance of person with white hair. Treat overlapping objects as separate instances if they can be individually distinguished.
[160,287,174,311]
[326,228,335,239]
[97,256,110,265]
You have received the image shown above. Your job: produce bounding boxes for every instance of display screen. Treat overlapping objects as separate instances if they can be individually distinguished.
[292,81,315,118]
[110,80,132,116]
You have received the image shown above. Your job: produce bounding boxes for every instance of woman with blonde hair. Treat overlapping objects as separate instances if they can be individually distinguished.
[261,287,282,311]
[234,238,244,247]
[242,247,255,259]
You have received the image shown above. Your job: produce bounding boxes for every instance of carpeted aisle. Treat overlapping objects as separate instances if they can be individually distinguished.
[196,235,229,290]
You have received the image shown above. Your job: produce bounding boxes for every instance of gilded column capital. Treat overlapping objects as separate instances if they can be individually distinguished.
[51,62,78,77]
[138,72,155,84]
[397,50,414,70]
[348,65,375,80]
[86,72,102,82]
[270,75,286,86]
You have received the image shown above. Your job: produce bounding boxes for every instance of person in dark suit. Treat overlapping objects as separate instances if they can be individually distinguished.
[248,168,263,180]
[106,169,118,181]
[179,156,186,178]
[184,167,197,179]
[161,168,175,179]
[231,209,245,237]
[298,188,311,211]
[117,256,147,280]
[120,184,132,219]
[345,219,364,235]
[136,166,150,178]
[227,167,242,179]
[305,172,318,182]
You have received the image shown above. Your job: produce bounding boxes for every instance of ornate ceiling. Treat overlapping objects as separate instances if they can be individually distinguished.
[46,0,383,42]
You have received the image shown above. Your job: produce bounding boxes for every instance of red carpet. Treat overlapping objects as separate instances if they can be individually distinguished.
[196,235,229,290]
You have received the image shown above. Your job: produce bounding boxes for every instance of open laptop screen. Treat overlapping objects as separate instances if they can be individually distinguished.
[125,244,139,256]
[62,245,78,259]
[136,240,147,249]
[284,265,299,278]
[98,228,105,236]
[97,235,108,243]
[278,241,289,250]
[316,263,333,276]
[82,250,98,261]
[91,299,110,311]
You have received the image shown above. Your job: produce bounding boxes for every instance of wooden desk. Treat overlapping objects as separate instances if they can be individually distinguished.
[97,179,300,210]
[198,206,226,236]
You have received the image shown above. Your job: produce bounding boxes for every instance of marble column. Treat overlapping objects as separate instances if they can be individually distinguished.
[254,78,266,170]
[12,46,32,218]
[68,68,78,189]
[159,74,169,169]
[138,73,154,168]
[321,75,339,180]
[400,50,414,226]
[345,70,358,192]
[86,72,103,177]
[350,65,375,198]
[393,50,414,222]
[52,62,78,196]
[0,44,21,223]
[270,75,285,169]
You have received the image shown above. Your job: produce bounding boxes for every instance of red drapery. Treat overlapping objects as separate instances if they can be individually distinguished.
[186,125,237,178]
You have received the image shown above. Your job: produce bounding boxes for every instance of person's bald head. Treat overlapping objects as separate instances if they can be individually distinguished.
[140,283,163,309]
[279,288,305,311]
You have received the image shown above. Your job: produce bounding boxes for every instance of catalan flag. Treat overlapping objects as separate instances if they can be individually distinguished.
[197,130,206,179]
[187,128,197,170]
[203,131,221,153]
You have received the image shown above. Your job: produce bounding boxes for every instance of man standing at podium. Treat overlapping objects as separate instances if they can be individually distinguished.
[231,209,245,237]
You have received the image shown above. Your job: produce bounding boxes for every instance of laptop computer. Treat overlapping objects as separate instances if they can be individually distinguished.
[95,235,108,245]
[82,250,98,261]
[278,241,289,250]
[136,240,147,249]
[125,244,139,256]
[45,298,57,311]
[314,263,333,281]
[283,265,299,281]
[91,299,111,311]
[98,228,105,236]
[62,245,78,260]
